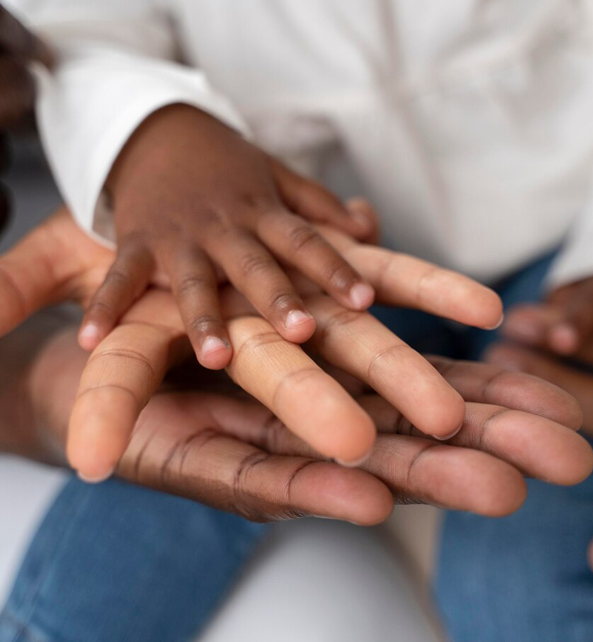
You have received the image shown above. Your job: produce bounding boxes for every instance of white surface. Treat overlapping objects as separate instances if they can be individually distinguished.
[200,518,444,642]
[0,457,66,605]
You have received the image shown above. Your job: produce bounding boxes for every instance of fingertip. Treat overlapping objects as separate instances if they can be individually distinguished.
[349,283,375,310]
[78,323,103,351]
[548,324,579,355]
[199,336,232,370]
[282,310,316,343]
[422,390,466,440]
[475,289,504,330]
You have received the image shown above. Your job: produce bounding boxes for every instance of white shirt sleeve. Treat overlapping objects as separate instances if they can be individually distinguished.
[546,200,593,291]
[10,0,249,246]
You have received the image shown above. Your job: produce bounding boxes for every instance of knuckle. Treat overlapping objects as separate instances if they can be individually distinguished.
[366,344,409,381]
[104,268,130,290]
[239,251,275,277]
[187,314,221,335]
[176,273,212,297]
[318,307,361,344]
[286,223,322,253]
[86,298,115,319]
[267,291,297,315]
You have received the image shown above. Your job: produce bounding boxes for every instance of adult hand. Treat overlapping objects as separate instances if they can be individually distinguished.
[0,209,505,476]
[486,304,593,568]
[13,322,592,525]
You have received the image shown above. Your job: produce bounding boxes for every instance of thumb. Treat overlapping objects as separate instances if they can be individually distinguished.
[0,209,107,335]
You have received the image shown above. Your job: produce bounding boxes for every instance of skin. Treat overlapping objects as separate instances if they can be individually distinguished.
[486,303,593,570]
[79,104,381,368]
[3,308,592,525]
[0,209,505,478]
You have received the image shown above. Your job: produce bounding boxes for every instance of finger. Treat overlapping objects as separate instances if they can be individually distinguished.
[320,228,504,330]
[0,212,75,333]
[258,211,375,311]
[119,392,393,525]
[547,281,593,354]
[0,6,54,67]
[68,291,188,481]
[224,312,376,465]
[502,303,560,346]
[346,198,380,244]
[79,243,154,351]
[164,245,232,369]
[0,58,35,127]
[233,403,526,516]
[359,395,592,487]
[426,356,584,429]
[211,231,316,343]
[486,343,593,431]
[271,158,374,240]
[306,294,466,439]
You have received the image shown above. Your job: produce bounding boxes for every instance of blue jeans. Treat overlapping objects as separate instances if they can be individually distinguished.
[378,251,593,641]
[0,478,266,642]
[434,253,593,642]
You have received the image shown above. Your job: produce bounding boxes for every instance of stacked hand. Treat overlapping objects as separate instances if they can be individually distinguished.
[2,209,592,524]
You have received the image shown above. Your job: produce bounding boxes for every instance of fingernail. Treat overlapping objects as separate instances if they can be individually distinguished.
[349,283,374,309]
[202,336,230,357]
[432,424,463,441]
[550,324,578,353]
[335,452,370,468]
[485,313,505,331]
[77,468,114,484]
[285,310,313,330]
[79,323,101,346]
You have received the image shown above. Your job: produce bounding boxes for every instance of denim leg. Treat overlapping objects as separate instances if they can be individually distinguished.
[0,477,267,642]
[435,250,593,642]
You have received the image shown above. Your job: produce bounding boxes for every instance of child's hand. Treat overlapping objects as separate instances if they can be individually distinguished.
[78,104,376,368]
[503,278,593,355]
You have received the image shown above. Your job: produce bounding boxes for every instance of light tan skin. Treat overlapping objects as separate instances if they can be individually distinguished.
[486,302,593,569]
[0,209,508,478]
[1,209,593,525]
[1,251,592,524]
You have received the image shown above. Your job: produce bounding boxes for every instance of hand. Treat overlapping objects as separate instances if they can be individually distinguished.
[503,278,593,355]
[486,305,593,569]
[79,104,380,367]
[0,4,54,232]
[15,321,593,523]
[0,209,504,478]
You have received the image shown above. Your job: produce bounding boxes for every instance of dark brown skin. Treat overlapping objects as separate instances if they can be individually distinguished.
[79,104,378,369]
[0,4,54,231]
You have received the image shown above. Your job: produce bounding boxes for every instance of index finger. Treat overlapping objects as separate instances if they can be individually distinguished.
[0,6,54,67]
[319,226,503,330]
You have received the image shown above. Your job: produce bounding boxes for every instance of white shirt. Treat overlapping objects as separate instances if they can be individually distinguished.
[9,0,593,287]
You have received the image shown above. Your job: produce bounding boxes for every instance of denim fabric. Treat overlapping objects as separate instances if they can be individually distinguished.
[436,251,593,642]
[0,478,266,642]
